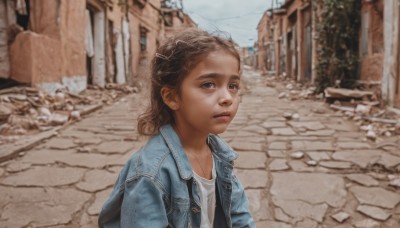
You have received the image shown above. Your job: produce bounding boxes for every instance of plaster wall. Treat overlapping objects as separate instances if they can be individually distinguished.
[360,0,384,82]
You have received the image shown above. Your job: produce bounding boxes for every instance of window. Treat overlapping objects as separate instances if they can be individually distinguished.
[140,27,147,51]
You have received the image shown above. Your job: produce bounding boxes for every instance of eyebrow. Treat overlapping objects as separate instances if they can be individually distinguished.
[196,73,241,81]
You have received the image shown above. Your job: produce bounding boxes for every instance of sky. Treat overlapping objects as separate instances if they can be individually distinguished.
[183,0,282,47]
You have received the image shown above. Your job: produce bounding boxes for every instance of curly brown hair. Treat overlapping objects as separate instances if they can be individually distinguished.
[137,28,241,136]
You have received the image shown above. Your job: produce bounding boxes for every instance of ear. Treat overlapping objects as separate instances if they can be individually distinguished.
[160,86,180,110]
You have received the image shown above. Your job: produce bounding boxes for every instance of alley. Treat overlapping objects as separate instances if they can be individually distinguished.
[0,68,400,227]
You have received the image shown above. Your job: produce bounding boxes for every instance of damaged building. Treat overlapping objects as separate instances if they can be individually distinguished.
[0,0,196,94]
[257,0,400,109]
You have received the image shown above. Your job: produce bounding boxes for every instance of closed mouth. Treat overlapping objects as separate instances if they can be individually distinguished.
[214,112,231,118]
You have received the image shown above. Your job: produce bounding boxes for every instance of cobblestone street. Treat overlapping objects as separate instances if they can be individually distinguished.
[1,68,400,227]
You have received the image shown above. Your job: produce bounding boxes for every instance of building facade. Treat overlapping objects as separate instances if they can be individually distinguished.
[0,0,195,94]
[257,0,399,109]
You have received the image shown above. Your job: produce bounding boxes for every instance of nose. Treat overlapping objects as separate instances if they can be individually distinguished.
[218,88,233,106]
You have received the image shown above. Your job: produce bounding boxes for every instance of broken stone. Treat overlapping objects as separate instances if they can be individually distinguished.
[319,161,352,169]
[267,150,286,158]
[230,141,263,151]
[353,219,380,228]
[325,87,374,99]
[282,112,292,119]
[261,121,287,128]
[246,189,273,221]
[0,187,90,227]
[272,198,328,222]
[350,186,400,209]
[70,111,80,120]
[332,150,381,168]
[235,169,268,188]
[292,141,335,151]
[269,159,289,171]
[39,107,52,117]
[306,160,318,166]
[5,162,31,173]
[2,166,85,187]
[290,151,304,159]
[286,84,294,90]
[295,219,318,228]
[366,130,376,140]
[288,121,325,131]
[47,138,77,150]
[306,151,331,161]
[330,104,355,113]
[95,141,134,154]
[278,92,288,99]
[271,128,297,136]
[337,141,371,149]
[291,113,300,120]
[388,175,400,188]
[357,205,391,221]
[236,152,266,169]
[0,103,14,121]
[271,172,347,208]
[345,174,379,187]
[77,170,116,192]
[49,113,69,125]
[331,212,350,223]
[355,104,371,115]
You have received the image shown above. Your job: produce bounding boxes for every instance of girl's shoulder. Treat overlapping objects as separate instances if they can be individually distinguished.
[208,134,238,162]
[120,133,177,181]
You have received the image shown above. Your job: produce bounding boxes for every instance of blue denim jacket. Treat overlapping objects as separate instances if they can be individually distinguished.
[98,124,255,228]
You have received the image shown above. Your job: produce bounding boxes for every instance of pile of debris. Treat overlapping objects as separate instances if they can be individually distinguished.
[266,75,400,140]
[325,87,400,141]
[0,83,138,143]
[266,76,322,101]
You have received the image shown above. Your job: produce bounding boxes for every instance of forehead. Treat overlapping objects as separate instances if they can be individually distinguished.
[189,50,240,75]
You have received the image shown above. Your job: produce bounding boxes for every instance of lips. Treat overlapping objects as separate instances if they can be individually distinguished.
[213,112,231,118]
[213,112,231,123]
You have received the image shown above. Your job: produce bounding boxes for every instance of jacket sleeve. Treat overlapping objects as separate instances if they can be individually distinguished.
[230,174,256,228]
[98,175,169,228]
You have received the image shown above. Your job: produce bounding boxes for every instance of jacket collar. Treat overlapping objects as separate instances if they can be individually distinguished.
[160,124,238,180]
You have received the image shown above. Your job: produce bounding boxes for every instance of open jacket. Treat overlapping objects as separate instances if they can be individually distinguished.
[98,124,255,228]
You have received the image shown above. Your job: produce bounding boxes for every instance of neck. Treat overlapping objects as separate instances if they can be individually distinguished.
[173,123,209,154]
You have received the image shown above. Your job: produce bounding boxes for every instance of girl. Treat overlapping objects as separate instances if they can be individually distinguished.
[98,28,255,228]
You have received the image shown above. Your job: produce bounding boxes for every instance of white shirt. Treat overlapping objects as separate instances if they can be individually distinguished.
[193,156,217,228]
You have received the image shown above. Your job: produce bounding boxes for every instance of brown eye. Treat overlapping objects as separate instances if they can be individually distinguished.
[201,82,216,89]
[229,82,240,90]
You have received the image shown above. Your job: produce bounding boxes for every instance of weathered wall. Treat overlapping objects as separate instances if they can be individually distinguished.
[128,0,161,88]
[9,0,88,93]
[257,13,269,72]
[359,0,384,82]
[10,0,63,87]
[382,0,399,107]
[10,32,62,85]
[0,1,16,79]
[60,0,87,92]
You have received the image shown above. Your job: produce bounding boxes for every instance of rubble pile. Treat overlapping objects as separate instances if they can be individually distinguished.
[326,87,400,141]
[0,83,138,142]
[266,76,322,101]
[266,75,400,141]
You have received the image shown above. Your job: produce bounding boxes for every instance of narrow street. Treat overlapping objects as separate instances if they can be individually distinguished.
[1,68,400,227]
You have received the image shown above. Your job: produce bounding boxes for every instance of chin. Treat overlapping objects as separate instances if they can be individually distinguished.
[210,125,229,135]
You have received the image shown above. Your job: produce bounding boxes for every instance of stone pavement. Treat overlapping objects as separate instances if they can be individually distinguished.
[0,68,400,227]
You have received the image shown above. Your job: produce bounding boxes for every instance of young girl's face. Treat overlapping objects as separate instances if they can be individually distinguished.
[172,50,240,135]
